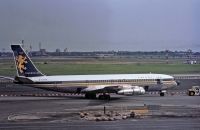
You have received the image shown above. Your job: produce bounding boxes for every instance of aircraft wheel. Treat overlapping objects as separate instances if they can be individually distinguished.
[98,94,110,100]
[85,93,96,99]
[188,91,195,96]
[160,92,165,96]
[98,95,103,100]
[105,94,110,100]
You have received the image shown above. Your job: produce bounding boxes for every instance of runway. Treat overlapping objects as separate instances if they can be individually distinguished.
[0,95,199,129]
[0,78,200,130]
[0,118,199,130]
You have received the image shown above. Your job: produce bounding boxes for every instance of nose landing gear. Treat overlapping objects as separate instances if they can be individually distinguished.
[159,90,166,96]
[160,92,165,96]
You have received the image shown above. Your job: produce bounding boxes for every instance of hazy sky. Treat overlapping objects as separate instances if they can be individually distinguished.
[0,0,199,51]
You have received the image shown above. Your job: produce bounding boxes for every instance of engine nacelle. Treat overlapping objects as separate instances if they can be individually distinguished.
[117,86,145,96]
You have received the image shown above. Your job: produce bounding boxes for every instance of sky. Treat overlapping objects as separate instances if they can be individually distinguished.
[0,0,199,52]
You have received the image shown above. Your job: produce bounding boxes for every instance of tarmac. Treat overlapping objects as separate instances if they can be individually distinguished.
[0,78,199,130]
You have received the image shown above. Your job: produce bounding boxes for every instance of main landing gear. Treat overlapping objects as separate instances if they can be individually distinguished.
[85,93,110,100]
[85,93,96,99]
[98,94,110,100]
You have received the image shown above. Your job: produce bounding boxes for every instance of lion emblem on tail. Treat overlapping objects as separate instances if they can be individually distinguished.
[16,55,28,73]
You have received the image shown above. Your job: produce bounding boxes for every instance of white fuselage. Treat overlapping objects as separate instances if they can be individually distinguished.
[23,73,177,94]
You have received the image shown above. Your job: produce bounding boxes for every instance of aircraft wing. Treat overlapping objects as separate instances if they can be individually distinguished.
[81,85,121,93]
[81,84,145,96]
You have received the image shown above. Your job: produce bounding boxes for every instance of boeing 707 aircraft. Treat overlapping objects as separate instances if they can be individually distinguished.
[8,45,177,99]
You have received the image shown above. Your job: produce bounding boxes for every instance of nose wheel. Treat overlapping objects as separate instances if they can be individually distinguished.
[159,90,166,96]
[160,92,165,96]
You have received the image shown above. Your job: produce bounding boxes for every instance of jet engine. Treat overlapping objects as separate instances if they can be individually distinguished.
[117,86,145,96]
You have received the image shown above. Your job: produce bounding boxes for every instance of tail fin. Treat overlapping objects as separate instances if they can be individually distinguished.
[11,44,44,77]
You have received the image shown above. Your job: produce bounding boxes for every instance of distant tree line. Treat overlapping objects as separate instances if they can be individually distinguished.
[0,50,200,59]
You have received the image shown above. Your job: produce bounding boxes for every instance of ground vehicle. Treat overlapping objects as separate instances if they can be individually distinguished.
[188,86,200,96]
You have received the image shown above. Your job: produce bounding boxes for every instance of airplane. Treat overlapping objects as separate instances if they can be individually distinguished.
[8,44,177,99]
